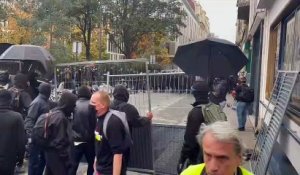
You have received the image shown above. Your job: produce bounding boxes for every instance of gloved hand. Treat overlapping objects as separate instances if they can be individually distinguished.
[177,157,188,174]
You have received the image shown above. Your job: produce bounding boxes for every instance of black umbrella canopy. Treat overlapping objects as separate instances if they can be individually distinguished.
[173,37,248,78]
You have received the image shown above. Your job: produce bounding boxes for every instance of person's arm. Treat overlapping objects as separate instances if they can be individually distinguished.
[113,154,123,175]
[125,104,152,127]
[24,102,39,137]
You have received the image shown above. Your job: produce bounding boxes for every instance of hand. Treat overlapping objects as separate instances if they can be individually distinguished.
[146,112,153,121]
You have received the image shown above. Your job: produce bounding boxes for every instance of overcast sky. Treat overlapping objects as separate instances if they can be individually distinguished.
[198,0,237,42]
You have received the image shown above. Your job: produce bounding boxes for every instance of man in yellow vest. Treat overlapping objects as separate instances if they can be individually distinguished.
[181,121,253,175]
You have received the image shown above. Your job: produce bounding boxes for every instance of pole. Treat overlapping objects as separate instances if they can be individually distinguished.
[106,71,110,93]
[146,61,151,112]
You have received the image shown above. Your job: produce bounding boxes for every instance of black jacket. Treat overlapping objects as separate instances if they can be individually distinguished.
[180,101,205,165]
[45,109,73,163]
[72,98,96,142]
[25,94,50,137]
[0,107,26,168]
[111,85,150,131]
[111,99,150,131]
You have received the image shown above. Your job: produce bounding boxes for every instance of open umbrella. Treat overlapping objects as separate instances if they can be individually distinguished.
[173,37,248,78]
[0,45,55,79]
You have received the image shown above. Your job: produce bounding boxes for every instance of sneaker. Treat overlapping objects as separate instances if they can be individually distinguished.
[238,127,245,131]
[15,165,25,174]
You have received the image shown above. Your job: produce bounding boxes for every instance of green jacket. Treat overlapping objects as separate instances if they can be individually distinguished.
[181,163,253,175]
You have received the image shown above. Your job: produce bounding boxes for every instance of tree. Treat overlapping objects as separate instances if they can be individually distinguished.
[67,0,102,60]
[0,3,7,19]
[101,0,186,59]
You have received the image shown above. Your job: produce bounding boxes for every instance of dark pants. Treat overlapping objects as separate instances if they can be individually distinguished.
[45,150,69,175]
[69,142,95,175]
[28,143,46,175]
[0,162,15,175]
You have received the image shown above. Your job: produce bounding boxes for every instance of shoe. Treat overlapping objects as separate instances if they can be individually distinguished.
[238,127,245,131]
[15,165,25,174]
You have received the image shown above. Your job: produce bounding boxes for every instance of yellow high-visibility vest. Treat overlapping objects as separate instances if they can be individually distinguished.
[181,163,253,175]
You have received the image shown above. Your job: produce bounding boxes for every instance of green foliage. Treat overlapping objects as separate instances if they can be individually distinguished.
[100,0,186,59]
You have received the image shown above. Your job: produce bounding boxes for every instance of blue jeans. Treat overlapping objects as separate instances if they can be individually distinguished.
[28,143,46,175]
[237,101,249,128]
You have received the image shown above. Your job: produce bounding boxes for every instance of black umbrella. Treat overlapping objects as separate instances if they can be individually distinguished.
[173,37,248,78]
[0,45,55,80]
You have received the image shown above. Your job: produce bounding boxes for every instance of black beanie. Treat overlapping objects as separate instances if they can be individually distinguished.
[77,86,91,99]
[191,81,209,104]
[38,82,51,98]
[58,91,77,108]
[113,85,129,102]
[0,89,12,107]
[14,73,28,89]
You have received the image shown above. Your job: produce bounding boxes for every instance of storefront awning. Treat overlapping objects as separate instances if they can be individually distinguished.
[248,11,266,37]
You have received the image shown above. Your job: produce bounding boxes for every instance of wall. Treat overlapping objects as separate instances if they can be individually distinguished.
[254,0,300,173]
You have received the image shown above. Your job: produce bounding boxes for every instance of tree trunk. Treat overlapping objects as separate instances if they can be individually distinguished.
[85,0,92,60]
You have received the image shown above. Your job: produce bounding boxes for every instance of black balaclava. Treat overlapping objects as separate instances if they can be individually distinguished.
[191,81,209,105]
[0,89,12,107]
[77,86,91,99]
[57,91,77,117]
[38,82,52,99]
[14,73,29,89]
[113,85,129,102]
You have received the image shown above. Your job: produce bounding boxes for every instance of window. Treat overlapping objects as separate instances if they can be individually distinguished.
[280,8,300,123]
[265,24,280,99]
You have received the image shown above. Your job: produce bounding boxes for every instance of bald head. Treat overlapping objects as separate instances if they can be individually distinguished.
[90,91,110,116]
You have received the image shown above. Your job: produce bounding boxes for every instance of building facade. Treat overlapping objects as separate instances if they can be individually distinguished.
[236,0,300,174]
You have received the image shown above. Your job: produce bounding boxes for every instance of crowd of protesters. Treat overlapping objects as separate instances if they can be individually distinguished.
[0,67,254,175]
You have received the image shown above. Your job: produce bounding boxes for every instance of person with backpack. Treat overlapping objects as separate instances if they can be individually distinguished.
[178,81,228,174]
[90,91,132,175]
[0,90,26,175]
[9,73,32,118]
[177,81,209,174]
[32,92,77,175]
[69,86,96,175]
[235,77,254,131]
[110,85,153,132]
[8,73,32,173]
[24,82,51,175]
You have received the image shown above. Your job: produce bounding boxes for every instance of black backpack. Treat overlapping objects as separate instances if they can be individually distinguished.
[8,87,22,112]
[31,112,52,148]
[238,86,254,103]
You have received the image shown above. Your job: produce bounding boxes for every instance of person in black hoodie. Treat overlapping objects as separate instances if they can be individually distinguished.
[44,91,77,175]
[177,81,209,174]
[0,90,26,175]
[69,86,96,175]
[110,85,153,131]
[25,82,51,175]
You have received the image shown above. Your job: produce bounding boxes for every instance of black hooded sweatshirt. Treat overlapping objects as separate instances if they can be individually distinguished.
[0,90,26,169]
[44,92,77,163]
[25,83,52,137]
[110,85,150,131]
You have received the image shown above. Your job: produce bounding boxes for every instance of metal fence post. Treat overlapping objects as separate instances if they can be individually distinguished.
[146,61,151,112]
[106,71,110,93]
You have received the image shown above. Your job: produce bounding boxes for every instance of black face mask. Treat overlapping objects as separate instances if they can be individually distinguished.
[63,104,76,117]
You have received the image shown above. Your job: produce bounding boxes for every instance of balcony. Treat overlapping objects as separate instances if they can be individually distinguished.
[237,0,250,20]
